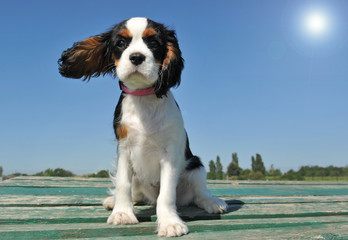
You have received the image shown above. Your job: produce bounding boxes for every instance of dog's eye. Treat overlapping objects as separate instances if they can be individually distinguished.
[116,39,126,48]
[148,39,160,49]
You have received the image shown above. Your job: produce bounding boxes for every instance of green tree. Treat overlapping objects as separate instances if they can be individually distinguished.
[251,156,256,172]
[34,168,74,177]
[268,164,282,180]
[53,168,74,177]
[34,168,54,176]
[256,154,266,175]
[251,154,266,175]
[207,160,216,180]
[216,155,224,180]
[239,169,251,180]
[281,169,304,181]
[87,170,110,178]
[0,166,3,177]
[248,170,264,180]
[227,153,241,177]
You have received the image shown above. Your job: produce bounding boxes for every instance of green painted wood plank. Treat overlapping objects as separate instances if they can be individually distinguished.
[2,185,347,196]
[1,217,347,240]
[2,177,348,188]
[0,186,110,196]
[0,178,113,188]
[208,179,348,186]
[210,187,348,196]
[229,196,348,205]
[1,201,348,225]
[0,195,106,207]
[1,195,347,207]
[2,216,348,232]
[2,176,111,182]
[212,184,348,189]
[5,181,348,191]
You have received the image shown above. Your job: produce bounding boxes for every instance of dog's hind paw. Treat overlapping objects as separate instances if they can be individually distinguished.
[199,196,228,214]
[103,196,115,210]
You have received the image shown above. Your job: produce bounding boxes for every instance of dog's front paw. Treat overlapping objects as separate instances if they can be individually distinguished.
[201,196,228,214]
[157,218,189,237]
[107,211,139,225]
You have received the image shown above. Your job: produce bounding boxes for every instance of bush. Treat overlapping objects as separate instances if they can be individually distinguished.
[86,170,109,178]
[281,170,304,181]
[34,168,74,177]
[248,171,264,180]
[239,169,251,180]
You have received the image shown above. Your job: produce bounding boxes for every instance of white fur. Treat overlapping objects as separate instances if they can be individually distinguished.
[106,17,227,237]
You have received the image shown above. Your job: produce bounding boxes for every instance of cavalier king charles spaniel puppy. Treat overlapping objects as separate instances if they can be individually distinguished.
[58,17,227,237]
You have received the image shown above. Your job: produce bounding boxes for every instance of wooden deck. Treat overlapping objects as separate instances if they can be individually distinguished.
[1,177,348,239]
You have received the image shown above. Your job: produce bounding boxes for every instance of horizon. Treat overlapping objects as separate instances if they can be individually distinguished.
[1,0,348,175]
[3,161,347,177]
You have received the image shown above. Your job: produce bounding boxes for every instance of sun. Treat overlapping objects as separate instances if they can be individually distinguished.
[304,11,329,35]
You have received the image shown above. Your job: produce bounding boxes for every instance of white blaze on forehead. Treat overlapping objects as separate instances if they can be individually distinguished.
[126,17,148,38]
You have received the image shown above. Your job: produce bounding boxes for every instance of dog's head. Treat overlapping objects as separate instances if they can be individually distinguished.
[58,17,184,98]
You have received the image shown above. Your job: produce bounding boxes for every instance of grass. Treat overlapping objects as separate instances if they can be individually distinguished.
[304,176,348,182]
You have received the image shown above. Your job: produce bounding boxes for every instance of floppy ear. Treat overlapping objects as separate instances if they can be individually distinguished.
[58,31,114,80]
[155,29,184,98]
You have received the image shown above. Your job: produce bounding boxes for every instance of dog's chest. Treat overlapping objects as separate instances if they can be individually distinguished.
[120,92,182,133]
[119,92,185,183]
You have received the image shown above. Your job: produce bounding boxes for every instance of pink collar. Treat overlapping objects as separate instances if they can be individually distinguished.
[121,84,155,96]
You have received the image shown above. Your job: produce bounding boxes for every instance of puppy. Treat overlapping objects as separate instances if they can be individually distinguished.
[58,17,227,237]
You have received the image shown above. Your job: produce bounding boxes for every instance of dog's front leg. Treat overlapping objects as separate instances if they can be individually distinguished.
[107,152,139,225]
[157,154,189,237]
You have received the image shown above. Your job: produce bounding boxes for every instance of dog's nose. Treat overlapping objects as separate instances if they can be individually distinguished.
[129,53,146,66]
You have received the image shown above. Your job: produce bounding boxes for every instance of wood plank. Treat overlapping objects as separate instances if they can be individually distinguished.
[0,186,109,196]
[0,195,105,207]
[2,177,347,188]
[2,185,348,196]
[227,195,348,204]
[0,177,113,188]
[3,176,111,182]
[1,195,348,207]
[208,179,348,185]
[1,201,347,225]
[1,217,347,239]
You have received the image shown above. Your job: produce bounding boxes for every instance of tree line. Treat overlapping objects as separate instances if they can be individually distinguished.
[33,168,109,178]
[207,153,348,181]
[2,158,348,181]
[0,167,109,180]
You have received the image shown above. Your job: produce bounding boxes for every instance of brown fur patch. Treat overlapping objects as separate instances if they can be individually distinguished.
[142,28,157,38]
[116,125,128,140]
[162,43,176,68]
[119,28,132,38]
[68,36,108,78]
[114,59,120,67]
[73,36,102,57]
[112,54,120,67]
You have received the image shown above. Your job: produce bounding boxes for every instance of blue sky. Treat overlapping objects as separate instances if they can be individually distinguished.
[1,0,347,175]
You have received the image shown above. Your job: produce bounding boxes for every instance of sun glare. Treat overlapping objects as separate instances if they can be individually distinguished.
[305,11,329,35]
[283,3,343,57]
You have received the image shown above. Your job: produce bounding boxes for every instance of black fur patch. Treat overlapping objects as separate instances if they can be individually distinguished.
[185,133,203,170]
[113,93,125,139]
[146,19,184,98]
[186,155,204,171]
